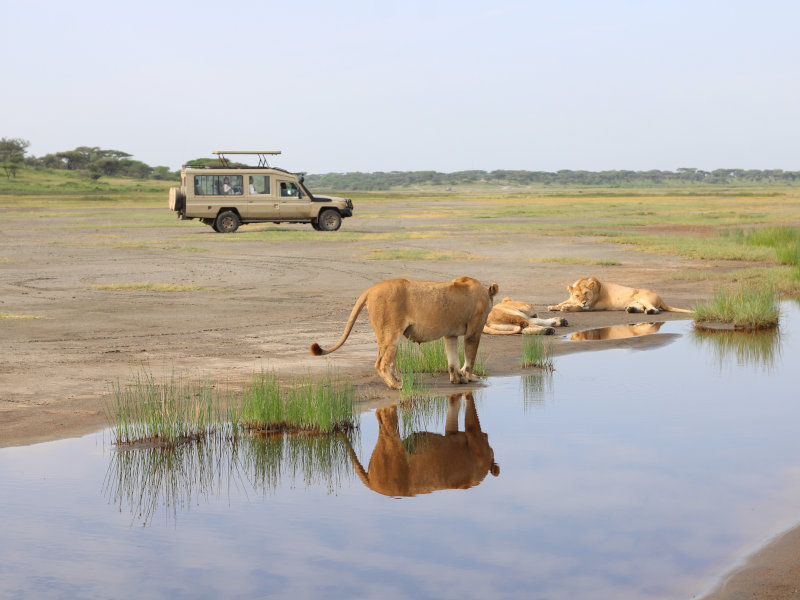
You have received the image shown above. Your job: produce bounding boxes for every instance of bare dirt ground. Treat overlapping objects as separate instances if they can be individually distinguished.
[0,199,794,597]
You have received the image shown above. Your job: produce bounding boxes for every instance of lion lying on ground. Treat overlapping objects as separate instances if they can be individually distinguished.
[344,393,499,497]
[483,297,568,335]
[548,277,693,314]
[311,276,498,390]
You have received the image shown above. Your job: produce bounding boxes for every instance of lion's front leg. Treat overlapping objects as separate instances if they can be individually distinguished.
[444,336,467,384]
[547,300,583,312]
[459,331,484,383]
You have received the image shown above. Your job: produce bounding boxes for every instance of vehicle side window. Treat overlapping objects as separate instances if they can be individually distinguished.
[248,175,270,195]
[194,175,243,196]
[280,181,301,197]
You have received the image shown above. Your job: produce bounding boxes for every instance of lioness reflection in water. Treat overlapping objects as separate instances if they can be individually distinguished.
[346,393,500,497]
[569,321,664,341]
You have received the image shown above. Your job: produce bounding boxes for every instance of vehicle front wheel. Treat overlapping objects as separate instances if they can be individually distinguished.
[215,210,240,233]
[317,210,341,231]
[311,219,322,231]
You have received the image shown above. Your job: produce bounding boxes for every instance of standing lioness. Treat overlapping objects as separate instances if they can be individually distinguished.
[548,277,693,314]
[311,277,499,389]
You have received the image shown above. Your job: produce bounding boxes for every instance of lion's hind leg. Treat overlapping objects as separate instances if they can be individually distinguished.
[521,324,555,335]
[528,316,568,328]
[444,336,467,384]
[483,323,523,335]
[375,333,403,390]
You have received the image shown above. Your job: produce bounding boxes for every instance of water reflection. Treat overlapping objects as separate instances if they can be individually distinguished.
[691,327,782,371]
[569,321,665,341]
[346,393,500,497]
[521,372,553,408]
[104,429,357,525]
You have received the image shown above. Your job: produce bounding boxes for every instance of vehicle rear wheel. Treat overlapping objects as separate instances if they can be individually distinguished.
[215,210,240,233]
[317,210,341,231]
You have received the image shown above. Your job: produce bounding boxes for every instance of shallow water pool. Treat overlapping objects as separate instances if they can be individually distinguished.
[1,302,798,599]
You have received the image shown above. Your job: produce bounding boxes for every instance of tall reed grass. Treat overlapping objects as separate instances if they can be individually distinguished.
[239,370,356,434]
[107,369,357,446]
[107,371,224,446]
[396,338,487,376]
[521,335,554,370]
[693,284,780,330]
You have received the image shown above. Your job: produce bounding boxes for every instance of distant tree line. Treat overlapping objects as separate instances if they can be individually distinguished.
[0,138,178,180]
[3,137,797,188]
[304,167,800,190]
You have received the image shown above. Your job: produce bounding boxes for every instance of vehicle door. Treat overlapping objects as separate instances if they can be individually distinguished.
[276,179,312,219]
[243,174,277,219]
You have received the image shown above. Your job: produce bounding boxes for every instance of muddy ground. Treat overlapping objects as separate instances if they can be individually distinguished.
[0,199,794,597]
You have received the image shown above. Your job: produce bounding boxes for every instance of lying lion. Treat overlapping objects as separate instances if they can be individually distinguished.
[483,297,568,335]
[548,277,692,314]
[311,276,498,390]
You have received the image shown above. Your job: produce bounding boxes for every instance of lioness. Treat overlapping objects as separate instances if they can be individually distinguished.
[483,297,568,335]
[311,277,499,390]
[548,277,693,314]
[344,393,499,497]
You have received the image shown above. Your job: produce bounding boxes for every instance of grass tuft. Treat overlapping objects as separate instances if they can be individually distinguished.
[521,335,554,370]
[693,283,780,330]
[107,369,357,447]
[239,370,356,434]
[396,338,487,377]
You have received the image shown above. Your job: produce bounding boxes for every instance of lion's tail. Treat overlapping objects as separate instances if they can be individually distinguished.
[341,433,370,487]
[661,304,693,314]
[310,289,369,356]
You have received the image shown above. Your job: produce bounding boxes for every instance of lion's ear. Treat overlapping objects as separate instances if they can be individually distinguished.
[568,285,574,294]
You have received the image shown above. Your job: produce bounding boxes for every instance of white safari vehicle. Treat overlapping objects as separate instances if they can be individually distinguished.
[168,151,354,233]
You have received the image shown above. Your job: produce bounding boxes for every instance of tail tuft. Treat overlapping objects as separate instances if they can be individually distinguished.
[310,343,324,356]
[488,283,499,298]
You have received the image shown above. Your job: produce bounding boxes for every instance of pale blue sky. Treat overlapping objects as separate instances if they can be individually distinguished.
[3,0,799,173]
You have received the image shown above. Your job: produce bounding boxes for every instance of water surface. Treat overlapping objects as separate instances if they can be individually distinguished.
[1,303,798,600]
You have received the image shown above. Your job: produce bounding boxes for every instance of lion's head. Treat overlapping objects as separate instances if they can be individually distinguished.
[567,277,601,309]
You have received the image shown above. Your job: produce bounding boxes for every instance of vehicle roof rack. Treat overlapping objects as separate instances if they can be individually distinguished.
[212,150,281,168]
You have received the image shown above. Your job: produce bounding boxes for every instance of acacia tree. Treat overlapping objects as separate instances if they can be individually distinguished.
[0,137,29,178]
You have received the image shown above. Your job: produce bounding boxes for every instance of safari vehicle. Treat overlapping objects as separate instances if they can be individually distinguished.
[168,151,354,233]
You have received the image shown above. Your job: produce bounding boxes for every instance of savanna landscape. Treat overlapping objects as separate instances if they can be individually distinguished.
[2,163,800,598]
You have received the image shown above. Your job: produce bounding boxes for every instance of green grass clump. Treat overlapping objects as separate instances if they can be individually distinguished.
[238,370,355,434]
[108,369,357,446]
[521,335,554,370]
[693,284,780,330]
[396,338,487,377]
[728,225,800,269]
[108,372,222,446]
